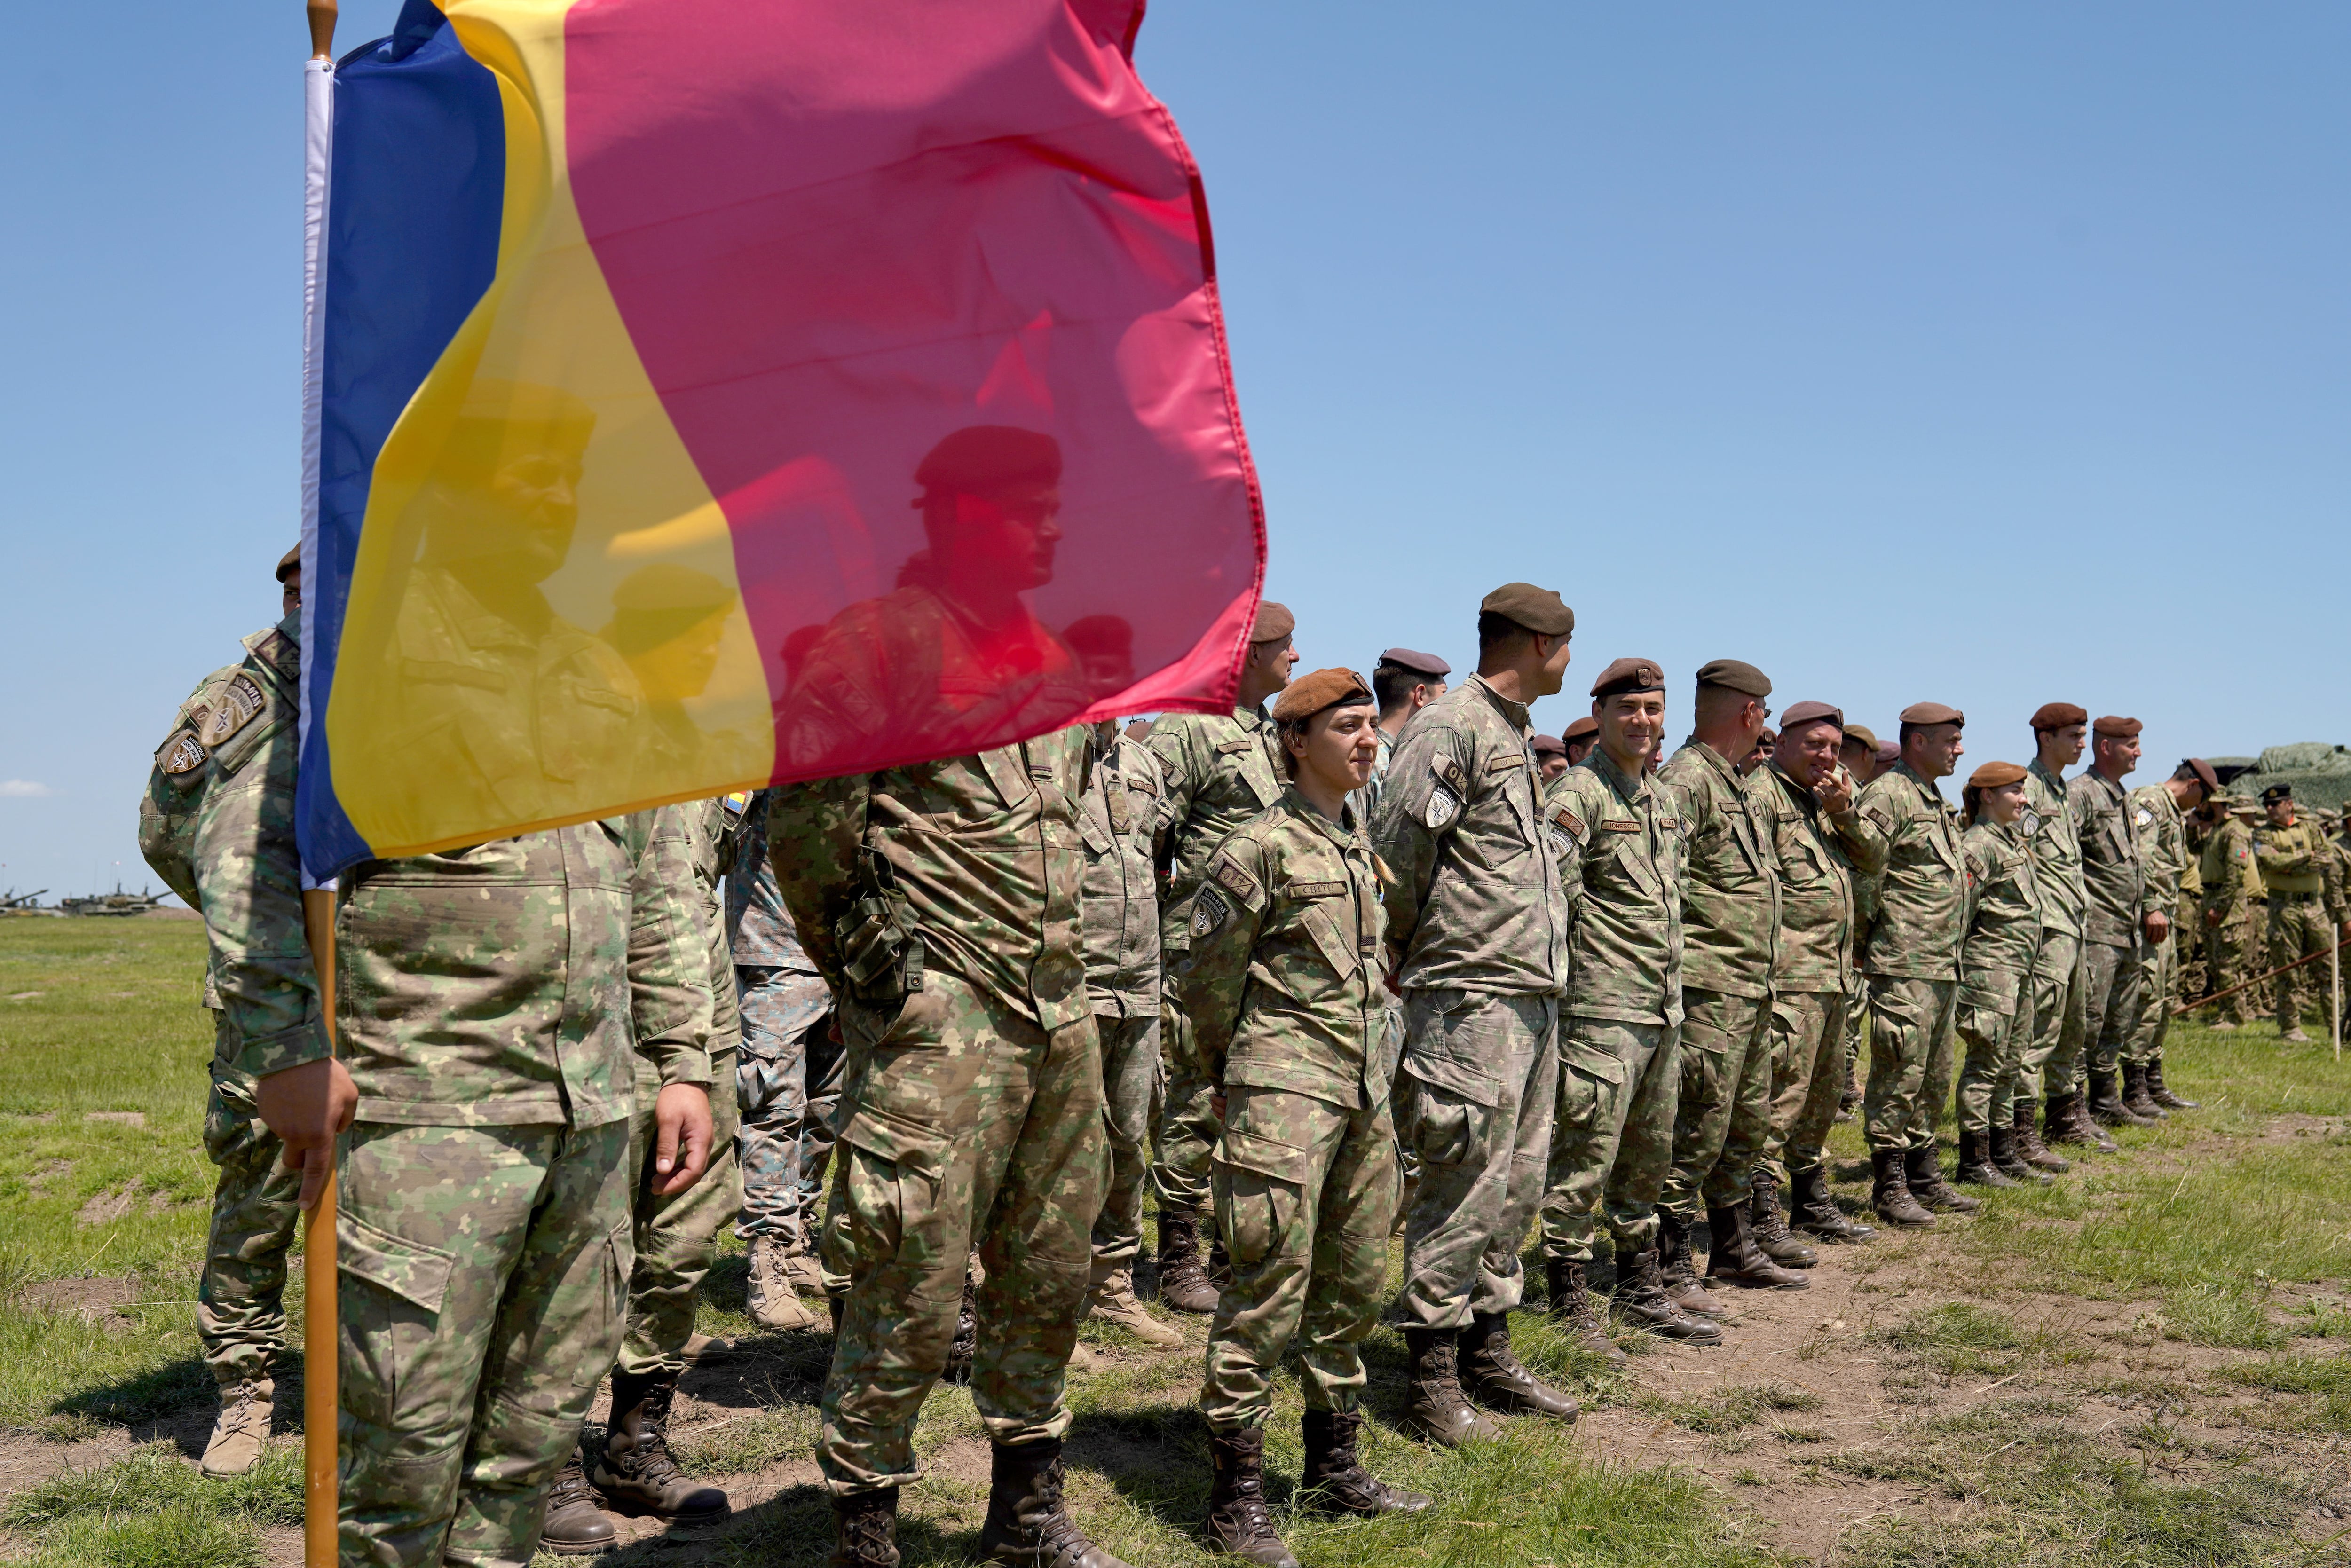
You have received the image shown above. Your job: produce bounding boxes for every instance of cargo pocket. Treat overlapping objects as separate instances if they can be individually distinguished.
[1677,1041,1727,1117]
[338,1212,455,1433]
[573,1216,634,1388]
[1213,1123,1311,1272]
[836,1102,951,1269]
[1404,1080,1489,1170]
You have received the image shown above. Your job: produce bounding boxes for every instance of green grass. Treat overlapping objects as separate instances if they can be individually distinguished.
[0,1442,300,1568]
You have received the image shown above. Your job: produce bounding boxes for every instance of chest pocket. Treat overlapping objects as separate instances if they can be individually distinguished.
[1609,829,1661,898]
[1777,828,1826,886]
[979,745,1040,811]
[1300,895,1362,980]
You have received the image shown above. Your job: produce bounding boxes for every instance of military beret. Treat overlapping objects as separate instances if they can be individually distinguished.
[1251,600,1295,644]
[1841,723,1878,752]
[1271,667,1373,723]
[1874,739,1901,768]
[1377,646,1451,678]
[1695,658,1772,698]
[275,545,301,584]
[1531,733,1566,758]
[1780,700,1843,732]
[1900,701,1964,728]
[1562,716,1600,743]
[612,562,736,613]
[914,425,1061,495]
[2092,715,2142,739]
[1479,582,1575,638]
[1754,726,1778,749]
[2031,701,2088,732]
[2262,782,2293,805]
[1967,760,2028,788]
[1591,656,1666,699]
[2181,757,2220,796]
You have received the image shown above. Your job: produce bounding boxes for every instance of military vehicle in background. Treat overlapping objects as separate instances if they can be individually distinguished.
[57,887,171,917]
[2209,742,2351,814]
[0,889,52,917]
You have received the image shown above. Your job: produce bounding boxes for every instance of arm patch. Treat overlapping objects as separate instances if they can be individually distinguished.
[199,673,268,746]
[1551,805,1587,843]
[1191,885,1231,938]
[1211,852,1263,906]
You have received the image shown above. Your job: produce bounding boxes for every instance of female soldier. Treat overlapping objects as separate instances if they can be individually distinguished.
[1178,669,1434,1567]
[1952,761,2050,1188]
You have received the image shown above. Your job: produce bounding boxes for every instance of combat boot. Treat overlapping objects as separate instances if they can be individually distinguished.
[1951,1129,2017,1188]
[2146,1056,2198,1110]
[1086,1260,1183,1347]
[1542,1258,1627,1364]
[2088,1069,2153,1128]
[747,1234,819,1331]
[829,1489,900,1568]
[2283,1023,2312,1044]
[976,1436,1135,1568]
[2012,1101,2069,1173]
[1155,1210,1219,1315]
[200,1375,273,1478]
[1905,1143,1979,1214]
[1988,1124,2049,1185]
[1610,1247,1723,1344]
[1207,1228,1234,1288]
[1202,1427,1297,1566]
[1300,1409,1431,1517]
[2121,1061,2166,1120]
[1703,1204,1809,1292]
[594,1369,730,1521]
[1746,1170,1818,1265]
[1869,1149,1934,1229]
[1460,1311,1578,1419]
[539,1448,617,1556]
[1787,1164,1873,1244]
[1401,1327,1503,1445]
[946,1271,980,1383]
[2053,1090,2117,1151]
[1657,1209,1724,1317]
[783,1239,828,1298]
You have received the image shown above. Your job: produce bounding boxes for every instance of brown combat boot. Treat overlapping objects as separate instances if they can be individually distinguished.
[2012,1100,2069,1173]
[1988,1124,2050,1185]
[2054,1089,2119,1151]
[539,1448,617,1556]
[1746,1170,1817,1266]
[1703,1204,1808,1292]
[1787,1164,1873,1243]
[1611,1247,1724,1344]
[594,1369,730,1521]
[977,1437,1134,1568]
[1460,1311,1578,1419]
[2121,1061,2166,1120]
[1543,1258,1627,1364]
[1300,1409,1431,1517]
[1401,1327,1503,1445]
[2146,1056,2198,1110]
[1657,1209,1725,1317]
[1202,1428,1297,1566]
[1905,1143,1980,1213]
[1870,1149,1934,1229]
[829,1489,901,1568]
[1952,1128,2017,1188]
[1155,1210,1219,1315]
[2088,1069,2153,1128]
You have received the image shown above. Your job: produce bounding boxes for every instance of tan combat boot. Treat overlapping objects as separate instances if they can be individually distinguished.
[747,1234,819,1331]
[201,1375,273,1477]
[1085,1260,1183,1347]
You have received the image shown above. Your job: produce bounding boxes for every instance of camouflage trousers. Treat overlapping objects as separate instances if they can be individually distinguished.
[1659,987,1775,1217]
[2126,935,2175,1067]
[1151,982,1221,1218]
[199,1067,303,1386]
[2017,930,2085,1103]
[2267,898,2335,1032]
[1759,988,1848,1183]
[1539,1014,1680,1263]
[1954,988,2031,1136]
[1389,989,1555,1330]
[1091,1010,1163,1269]
[1203,1086,1398,1431]
[619,1050,740,1378]
[2198,907,2257,1024]
[1862,975,1958,1153]
[2081,940,2144,1080]
[339,1118,632,1568]
[735,966,838,1245]
[817,970,1106,1496]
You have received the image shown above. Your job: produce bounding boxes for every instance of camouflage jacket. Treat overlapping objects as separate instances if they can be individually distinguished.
[1851,763,1962,981]
[767,731,1091,1032]
[1079,730,1166,1017]
[726,788,816,970]
[1657,740,1780,1000]
[680,797,742,1056]
[337,807,715,1127]
[1176,790,1388,1111]
[2128,784,2189,924]
[2023,759,2086,940]
[1148,706,1285,956]
[137,617,327,1082]
[2198,816,2262,919]
[1753,761,1869,996]
[1544,746,1685,1026]
[1373,675,1567,996]
[2067,770,2145,949]
[1959,819,2043,1012]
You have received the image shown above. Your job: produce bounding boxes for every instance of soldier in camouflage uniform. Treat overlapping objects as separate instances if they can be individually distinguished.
[2197,800,2264,1028]
[2021,705,2099,1156]
[1146,601,1300,1315]
[1949,763,2047,1188]
[1179,670,1434,1567]
[1376,585,1581,1443]
[1832,723,1885,1122]
[2121,761,2217,1118]
[2256,783,2337,1042]
[1358,647,1451,821]
[2069,717,2154,1127]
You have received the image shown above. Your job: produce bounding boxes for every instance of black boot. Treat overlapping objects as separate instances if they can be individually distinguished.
[1657,1209,1724,1316]
[1988,1124,2049,1185]
[593,1369,730,1521]
[2052,1089,2119,1150]
[946,1270,980,1384]
[2012,1100,2069,1173]
[539,1447,616,1556]
[1787,1165,1873,1243]
[829,1489,901,1568]
[2121,1061,2166,1120]
[1952,1128,2017,1188]
[1203,1427,1296,1566]
[1746,1170,1817,1266]
[1870,1148,1934,1229]
[2146,1056,2198,1110]
[1460,1311,1578,1419]
[1401,1327,1502,1446]
[977,1437,1133,1568]
[1543,1258,1627,1364]
[1610,1247,1723,1344]
[1156,1210,1219,1315]
[1301,1409,1430,1518]
[1703,1204,1809,1291]
[1905,1143,1980,1213]
[2088,1069,2153,1128]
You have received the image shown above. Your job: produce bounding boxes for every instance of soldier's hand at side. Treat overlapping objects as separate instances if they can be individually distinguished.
[255,1056,358,1212]
[1813,764,1854,817]
[1210,1092,1227,1121]
[2145,910,2170,945]
[2205,906,2223,928]
[649,1083,714,1196]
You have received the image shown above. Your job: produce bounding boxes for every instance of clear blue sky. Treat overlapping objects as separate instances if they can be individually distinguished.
[3,2,2343,901]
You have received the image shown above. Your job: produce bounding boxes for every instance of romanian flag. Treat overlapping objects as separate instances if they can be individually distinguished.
[296,0,1264,882]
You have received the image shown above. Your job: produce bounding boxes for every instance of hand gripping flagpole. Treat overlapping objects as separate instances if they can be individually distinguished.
[300,6,338,1567]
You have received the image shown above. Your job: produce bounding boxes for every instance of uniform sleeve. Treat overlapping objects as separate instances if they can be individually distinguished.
[195,719,328,1080]
[766,772,870,993]
[2255,828,2313,878]
[1837,778,1893,876]
[1370,721,1473,971]
[1144,719,1199,865]
[1173,833,1271,1085]
[626,805,716,1088]
[1540,772,1597,919]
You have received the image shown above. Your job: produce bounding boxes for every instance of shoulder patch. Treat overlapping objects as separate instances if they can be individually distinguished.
[158,729,208,777]
[1862,804,1896,835]
[1433,755,1469,793]
[249,628,299,678]
[1487,753,1525,774]
[2020,810,2043,838]
[2132,806,2154,827]
[1421,784,1460,830]
[1191,885,1231,938]
[199,673,268,747]
[1285,879,1347,899]
[1551,804,1587,843]
[1212,853,1262,905]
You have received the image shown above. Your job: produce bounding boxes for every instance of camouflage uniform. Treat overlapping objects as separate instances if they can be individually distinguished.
[1179,790,1396,1428]
[769,734,1106,1496]
[334,810,714,1568]
[1537,748,1685,1261]
[2256,814,2334,1032]
[2197,814,2262,1024]
[1655,741,1780,1217]
[2021,759,2089,1104]
[2124,785,2187,1070]
[2068,770,2146,1081]
[1850,764,1961,1153]
[1750,762,1866,1183]
[1079,731,1169,1274]
[1955,818,2043,1136]
[1375,676,1567,1327]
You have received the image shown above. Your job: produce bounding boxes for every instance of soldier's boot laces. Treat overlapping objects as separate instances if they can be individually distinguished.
[200,1376,273,1479]
[1086,1263,1183,1348]
[1300,1409,1431,1518]
[829,1489,901,1568]
[1401,1328,1504,1445]
[746,1235,820,1332]
[1203,1428,1298,1567]
[946,1272,981,1384]
[1869,1149,1935,1230]
[1905,1143,1980,1214]
[1155,1211,1220,1316]
[1657,1210,1725,1316]
[1746,1172,1818,1265]
[1952,1128,2018,1188]
[1704,1203,1809,1291]
[1787,1165,1874,1244]
[2146,1056,2199,1111]
[2121,1061,2167,1120]
[1460,1311,1579,1419]
[1611,1249,1724,1345]
[977,1437,1134,1568]
[1543,1258,1628,1364]
[593,1370,730,1522]
[1989,1124,2051,1185]
[2012,1102,2070,1173]
[539,1448,617,1556]
[2088,1069,2153,1128]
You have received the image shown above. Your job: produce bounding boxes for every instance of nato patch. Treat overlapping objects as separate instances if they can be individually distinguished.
[158,729,207,776]
[1422,785,1460,830]
[1191,886,1230,938]
[200,673,268,746]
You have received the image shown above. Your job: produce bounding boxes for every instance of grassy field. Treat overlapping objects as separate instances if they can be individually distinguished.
[1,914,2347,1568]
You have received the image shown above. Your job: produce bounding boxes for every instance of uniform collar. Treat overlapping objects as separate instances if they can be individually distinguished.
[1590,746,1651,805]
[1891,760,1949,805]
[1679,739,1743,787]
[1467,673,1531,733]
[1281,785,1365,851]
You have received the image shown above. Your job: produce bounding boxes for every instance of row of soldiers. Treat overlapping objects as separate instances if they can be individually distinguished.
[144,538,2345,1568]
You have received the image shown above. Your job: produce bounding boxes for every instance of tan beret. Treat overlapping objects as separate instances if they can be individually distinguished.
[2093,715,2141,739]
[1780,700,1843,731]
[1968,760,2028,788]
[2030,701,2088,732]
[1695,658,1771,698]
[1900,701,1964,727]
[1251,600,1295,644]
[1270,667,1373,723]
[276,545,302,584]
[1562,716,1600,743]
[1591,656,1666,699]
[1479,582,1575,638]
[1531,733,1566,757]
[1841,723,1878,752]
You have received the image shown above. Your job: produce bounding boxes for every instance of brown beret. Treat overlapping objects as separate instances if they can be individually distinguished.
[1591,656,1666,699]
[276,545,302,584]
[1780,700,1843,732]
[2093,715,2141,739]
[1251,600,1295,644]
[1695,658,1771,698]
[1841,724,1878,752]
[2030,701,2088,732]
[1874,739,1901,768]
[2182,757,2220,795]
[1479,582,1575,638]
[1271,667,1373,723]
[1900,701,1964,728]
[1562,716,1600,743]
[914,425,1061,494]
[1377,646,1451,678]
[1967,760,2028,789]
[1531,733,1566,758]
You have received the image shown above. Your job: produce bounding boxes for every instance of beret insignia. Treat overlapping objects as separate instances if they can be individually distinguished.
[200,673,268,747]
[1212,854,1262,905]
[1191,886,1230,938]
[1421,784,1460,831]
[158,729,207,776]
